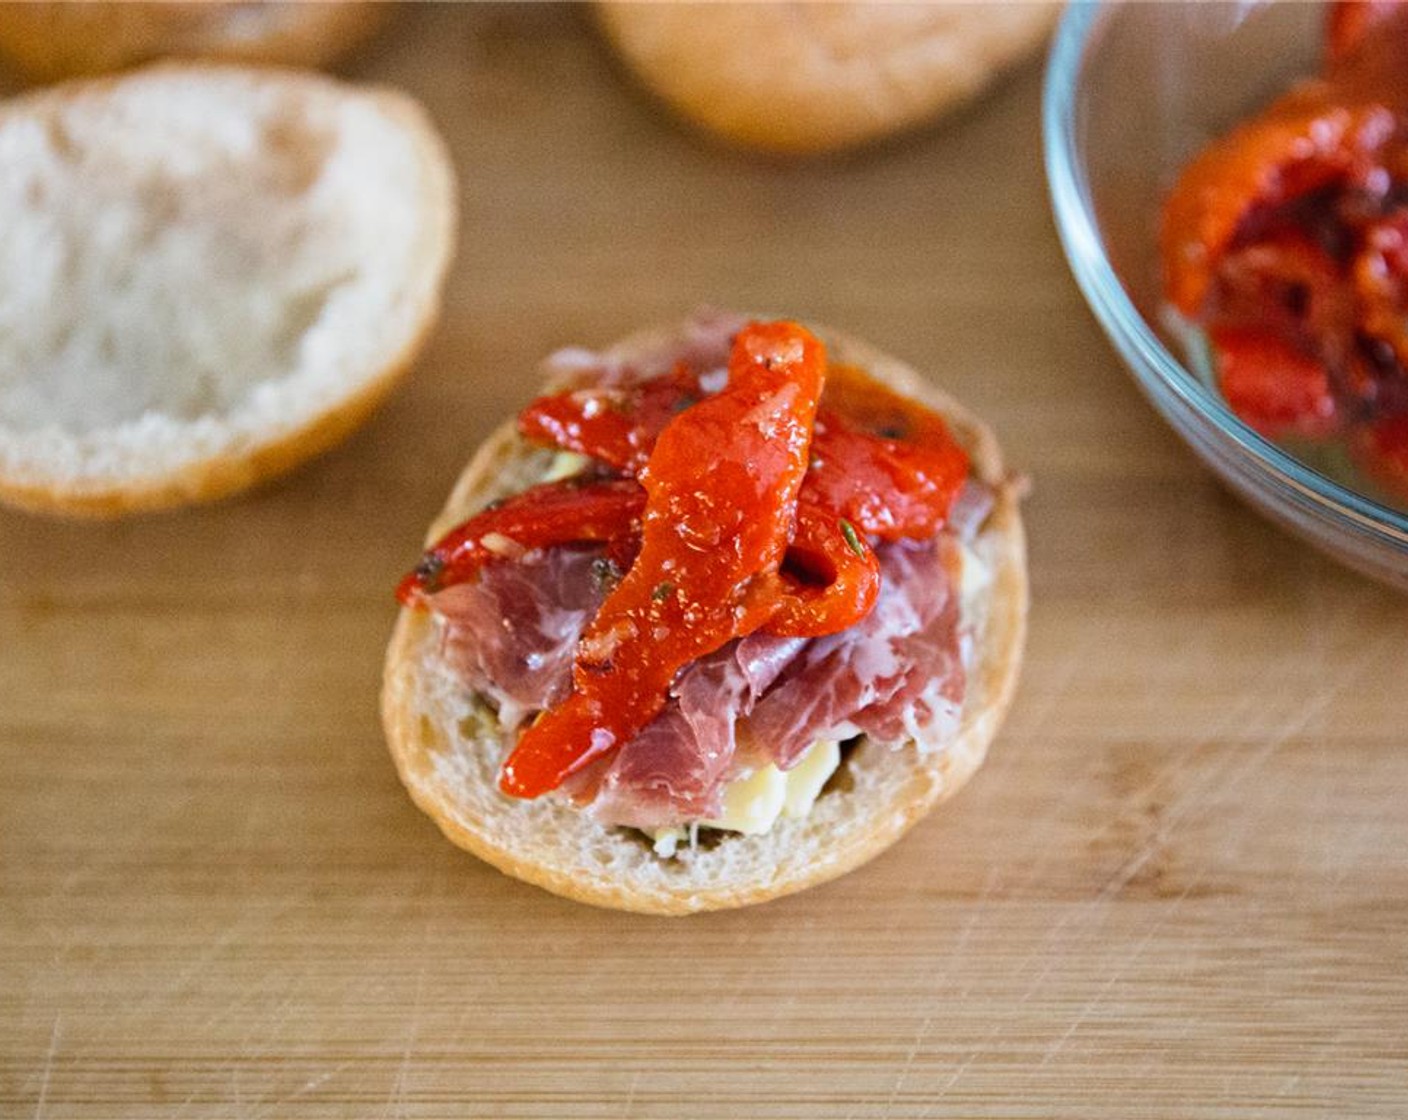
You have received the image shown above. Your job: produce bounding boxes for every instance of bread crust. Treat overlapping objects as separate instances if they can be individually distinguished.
[0,341,420,518]
[595,2,1058,155]
[0,2,389,83]
[381,318,1028,914]
[0,62,457,518]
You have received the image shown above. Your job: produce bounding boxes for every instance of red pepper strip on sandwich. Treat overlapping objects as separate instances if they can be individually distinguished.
[396,481,878,632]
[498,320,826,798]
[395,478,645,605]
[519,361,970,540]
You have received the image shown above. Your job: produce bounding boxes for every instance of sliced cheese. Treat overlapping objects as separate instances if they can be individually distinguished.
[542,450,591,482]
[648,739,841,857]
[958,540,990,619]
[706,761,788,835]
[782,739,840,819]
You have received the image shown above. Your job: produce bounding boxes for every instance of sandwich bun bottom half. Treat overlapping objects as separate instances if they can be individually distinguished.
[382,319,1028,914]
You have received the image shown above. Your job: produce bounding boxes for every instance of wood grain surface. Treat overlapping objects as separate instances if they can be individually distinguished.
[3,5,1407,1117]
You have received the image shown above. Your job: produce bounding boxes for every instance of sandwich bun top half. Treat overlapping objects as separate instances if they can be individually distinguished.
[0,63,456,517]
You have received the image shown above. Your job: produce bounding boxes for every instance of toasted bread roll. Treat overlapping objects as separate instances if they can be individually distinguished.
[382,318,1027,914]
[596,1,1058,155]
[0,2,389,84]
[0,63,456,517]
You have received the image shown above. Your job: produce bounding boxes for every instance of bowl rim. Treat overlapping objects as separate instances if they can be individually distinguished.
[1042,0,1408,545]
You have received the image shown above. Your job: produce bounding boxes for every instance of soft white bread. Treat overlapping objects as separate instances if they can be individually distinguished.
[595,2,1059,155]
[0,63,456,517]
[382,318,1028,915]
[0,2,390,84]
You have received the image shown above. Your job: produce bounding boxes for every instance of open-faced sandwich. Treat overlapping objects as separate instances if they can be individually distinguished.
[382,312,1026,914]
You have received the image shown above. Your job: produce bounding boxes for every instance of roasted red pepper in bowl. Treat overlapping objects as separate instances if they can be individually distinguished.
[1161,0,1408,502]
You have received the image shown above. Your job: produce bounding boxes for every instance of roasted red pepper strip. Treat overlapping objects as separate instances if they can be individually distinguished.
[1164,0,1408,318]
[400,477,880,636]
[805,421,964,538]
[1212,232,1351,350]
[400,478,879,631]
[1326,1,1402,67]
[764,503,880,638]
[816,364,958,449]
[1209,324,1340,439]
[1162,90,1397,316]
[806,364,969,537]
[1327,0,1408,95]
[1353,212,1408,369]
[518,362,703,474]
[518,359,969,538]
[1353,412,1408,497]
[395,478,645,605]
[499,321,824,799]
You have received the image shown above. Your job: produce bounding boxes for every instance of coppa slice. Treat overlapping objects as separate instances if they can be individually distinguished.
[501,321,826,797]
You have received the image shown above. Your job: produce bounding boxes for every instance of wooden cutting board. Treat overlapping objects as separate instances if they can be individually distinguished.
[3,6,1406,1117]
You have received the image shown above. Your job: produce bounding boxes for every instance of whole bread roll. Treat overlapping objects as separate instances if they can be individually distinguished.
[0,2,389,83]
[596,1,1058,155]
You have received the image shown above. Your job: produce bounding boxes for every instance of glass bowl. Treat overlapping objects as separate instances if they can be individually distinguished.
[1044,0,1408,590]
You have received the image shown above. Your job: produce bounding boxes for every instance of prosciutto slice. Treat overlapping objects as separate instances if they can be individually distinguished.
[431,547,607,731]
[431,534,968,827]
[946,479,995,541]
[744,539,965,769]
[579,632,806,828]
[541,308,745,392]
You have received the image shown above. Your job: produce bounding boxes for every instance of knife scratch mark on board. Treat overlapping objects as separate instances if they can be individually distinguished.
[385,964,428,1118]
[621,1068,641,1118]
[882,866,998,1114]
[1250,1026,1355,1120]
[245,1060,353,1120]
[882,1014,929,1115]
[44,790,197,905]
[888,631,1292,1111]
[167,917,322,1120]
[385,867,442,1118]
[129,902,292,1022]
[1011,625,1399,1066]
[922,1047,980,1115]
[31,1015,61,1120]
